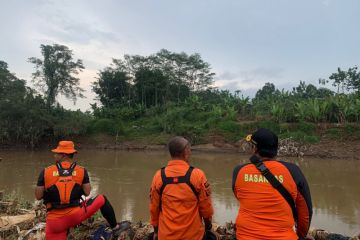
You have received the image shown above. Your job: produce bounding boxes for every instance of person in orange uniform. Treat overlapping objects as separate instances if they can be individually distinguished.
[35,141,126,240]
[149,136,214,240]
[232,129,313,240]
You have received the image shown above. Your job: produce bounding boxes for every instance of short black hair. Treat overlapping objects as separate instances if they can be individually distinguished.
[251,128,278,158]
[258,149,277,158]
[168,136,189,158]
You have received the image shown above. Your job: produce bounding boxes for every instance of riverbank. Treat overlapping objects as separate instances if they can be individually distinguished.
[0,193,359,240]
[1,120,360,160]
[52,133,360,160]
[78,138,360,160]
[1,135,360,160]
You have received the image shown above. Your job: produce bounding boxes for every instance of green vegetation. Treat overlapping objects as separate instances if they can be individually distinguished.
[29,44,85,107]
[1,44,360,147]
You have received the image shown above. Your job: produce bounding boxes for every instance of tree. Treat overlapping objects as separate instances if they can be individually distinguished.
[255,82,278,100]
[346,66,360,93]
[0,60,50,147]
[321,66,360,93]
[0,60,27,104]
[328,67,348,93]
[316,87,334,98]
[93,49,215,107]
[29,44,85,107]
[0,61,17,83]
[292,81,333,98]
[92,66,131,107]
[155,49,215,101]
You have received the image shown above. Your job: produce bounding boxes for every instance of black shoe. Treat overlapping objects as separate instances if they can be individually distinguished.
[112,221,131,239]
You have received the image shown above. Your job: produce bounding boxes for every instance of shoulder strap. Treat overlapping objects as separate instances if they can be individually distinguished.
[159,166,199,199]
[184,166,199,198]
[55,161,77,177]
[159,167,167,197]
[250,155,298,222]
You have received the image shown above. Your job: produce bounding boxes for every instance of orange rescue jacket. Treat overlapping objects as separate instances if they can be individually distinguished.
[232,160,312,240]
[150,160,214,240]
[43,161,86,219]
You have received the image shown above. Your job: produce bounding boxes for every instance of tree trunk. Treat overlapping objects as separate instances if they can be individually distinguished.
[155,88,158,107]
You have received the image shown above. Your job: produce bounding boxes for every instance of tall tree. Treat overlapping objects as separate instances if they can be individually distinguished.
[0,60,49,147]
[29,44,85,107]
[0,60,27,104]
[92,66,131,107]
[155,50,215,101]
[292,81,333,98]
[320,66,360,93]
[255,82,278,100]
[0,61,17,83]
[134,67,169,107]
[344,66,360,93]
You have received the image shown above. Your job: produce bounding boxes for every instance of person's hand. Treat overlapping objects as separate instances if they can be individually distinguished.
[153,232,158,240]
[153,226,158,240]
[204,218,212,231]
[298,234,315,240]
[305,234,315,240]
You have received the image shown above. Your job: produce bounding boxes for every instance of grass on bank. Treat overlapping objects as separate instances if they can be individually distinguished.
[82,116,360,146]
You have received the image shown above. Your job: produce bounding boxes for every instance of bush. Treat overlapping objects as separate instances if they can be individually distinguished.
[218,121,241,133]
[325,128,341,139]
[293,122,317,135]
[280,130,319,143]
[303,135,320,143]
[174,123,206,145]
[52,110,91,138]
[345,123,360,139]
[88,118,124,135]
[256,120,280,134]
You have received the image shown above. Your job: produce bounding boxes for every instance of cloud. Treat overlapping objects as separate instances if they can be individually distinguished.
[20,2,142,110]
[215,67,284,91]
[2,0,360,110]
[216,71,239,81]
[322,0,330,7]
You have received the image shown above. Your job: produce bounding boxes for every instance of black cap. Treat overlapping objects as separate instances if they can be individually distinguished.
[246,128,278,158]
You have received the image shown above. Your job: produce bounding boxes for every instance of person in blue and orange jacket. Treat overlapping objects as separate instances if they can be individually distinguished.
[149,136,214,240]
[232,128,313,240]
[35,141,128,240]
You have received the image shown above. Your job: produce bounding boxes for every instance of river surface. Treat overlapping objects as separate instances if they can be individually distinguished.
[0,150,359,235]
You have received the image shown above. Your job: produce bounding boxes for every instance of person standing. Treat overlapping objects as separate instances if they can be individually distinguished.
[35,141,126,240]
[232,128,313,240]
[149,136,214,240]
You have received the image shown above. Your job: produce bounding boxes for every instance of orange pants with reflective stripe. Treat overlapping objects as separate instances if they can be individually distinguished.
[45,195,105,240]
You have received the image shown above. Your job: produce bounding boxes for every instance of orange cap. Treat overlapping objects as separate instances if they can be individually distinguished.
[51,141,77,154]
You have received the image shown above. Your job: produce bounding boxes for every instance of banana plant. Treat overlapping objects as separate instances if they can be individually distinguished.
[295,102,307,121]
[270,102,285,122]
[306,99,322,122]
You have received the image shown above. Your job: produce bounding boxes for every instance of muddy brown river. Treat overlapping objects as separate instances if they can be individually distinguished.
[0,150,359,235]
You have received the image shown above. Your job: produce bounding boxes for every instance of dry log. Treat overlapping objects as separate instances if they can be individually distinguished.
[0,213,35,230]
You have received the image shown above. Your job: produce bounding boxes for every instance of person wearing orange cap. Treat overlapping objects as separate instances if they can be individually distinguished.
[35,141,128,240]
[149,136,214,240]
[232,128,313,240]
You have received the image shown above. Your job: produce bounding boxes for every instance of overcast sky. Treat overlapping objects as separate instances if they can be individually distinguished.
[1,0,359,110]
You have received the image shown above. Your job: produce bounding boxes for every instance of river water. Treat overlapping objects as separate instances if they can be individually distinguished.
[0,150,359,235]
